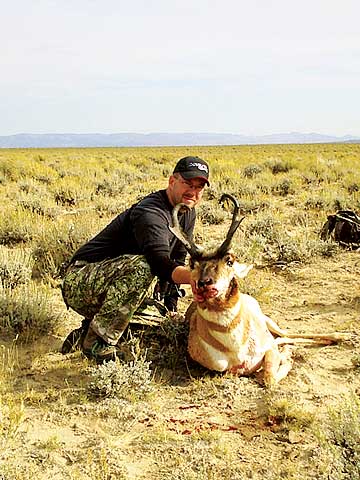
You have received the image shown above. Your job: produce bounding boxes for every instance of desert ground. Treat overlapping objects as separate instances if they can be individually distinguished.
[0,144,359,479]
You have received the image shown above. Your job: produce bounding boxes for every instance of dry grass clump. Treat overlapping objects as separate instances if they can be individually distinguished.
[0,208,40,246]
[94,196,129,216]
[114,317,191,378]
[0,343,25,450]
[88,357,154,401]
[242,163,263,178]
[18,178,49,195]
[0,395,25,449]
[0,281,60,338]
[304,194,351,212]
[315,393,360,479]
[156,316,190,371]
[0,342,18,391]
[32,213,104,279]
[262,390,315,431]
[95,177,127,197]
[90,396,144,426]
[271,178,295,196]
[52,178,92,206]
[149,441,246,480]
[17,196,50,216]
[0,156,59,183]
[351,353,360,368]
[347,182,360,194]
[0,247,34,288]
[197,201,228,225]
[261,237,339,265]
[127,316,190,373]
[265,158,294,175]
[237,211,339,266]
[246,213,281,240]
[15,179,59,218]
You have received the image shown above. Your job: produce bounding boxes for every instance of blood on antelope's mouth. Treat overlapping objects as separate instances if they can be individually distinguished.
[197,286,219,300]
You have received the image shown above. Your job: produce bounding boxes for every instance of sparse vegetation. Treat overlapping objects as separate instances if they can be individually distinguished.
[0,280,60,338]
[0,143,359,478]
[0,247,34,287]
[88,357,154,401]
[314,393,360,479]
[263,390,315,431]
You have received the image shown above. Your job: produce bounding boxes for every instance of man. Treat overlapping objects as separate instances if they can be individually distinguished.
[61,156,210,363]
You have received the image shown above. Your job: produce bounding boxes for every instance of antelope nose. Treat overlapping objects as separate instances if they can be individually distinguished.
[198,278,213,288]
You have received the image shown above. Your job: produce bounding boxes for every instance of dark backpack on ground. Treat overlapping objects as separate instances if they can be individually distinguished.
[320,210,360,249]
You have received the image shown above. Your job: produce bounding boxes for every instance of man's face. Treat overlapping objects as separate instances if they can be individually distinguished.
[167,174,207,208]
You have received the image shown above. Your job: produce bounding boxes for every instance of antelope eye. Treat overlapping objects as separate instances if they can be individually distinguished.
[225,257,234,267]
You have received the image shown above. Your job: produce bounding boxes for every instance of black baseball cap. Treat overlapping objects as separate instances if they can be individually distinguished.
[173,156,210,185]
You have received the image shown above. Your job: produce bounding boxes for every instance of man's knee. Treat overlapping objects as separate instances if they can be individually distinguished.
[61,263,101,316]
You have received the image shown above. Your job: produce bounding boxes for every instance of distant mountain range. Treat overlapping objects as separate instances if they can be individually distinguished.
[0,132,359,148]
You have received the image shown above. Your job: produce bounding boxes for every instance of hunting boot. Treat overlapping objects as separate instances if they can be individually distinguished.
[61,317,91,354]
[81,326,124,364]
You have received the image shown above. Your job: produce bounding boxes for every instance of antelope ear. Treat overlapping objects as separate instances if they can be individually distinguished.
[233,263,253,278]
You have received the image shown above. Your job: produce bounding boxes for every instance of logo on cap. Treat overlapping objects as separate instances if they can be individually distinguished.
[188,162,208,173]
[173,156,210,185]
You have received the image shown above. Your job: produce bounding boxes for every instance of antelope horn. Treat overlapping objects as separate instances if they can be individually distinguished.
[216,194,244,256]
[169,203,203,258]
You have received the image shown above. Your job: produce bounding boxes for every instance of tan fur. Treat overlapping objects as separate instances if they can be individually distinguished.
[186,256,346,386]
[170,199,346,386]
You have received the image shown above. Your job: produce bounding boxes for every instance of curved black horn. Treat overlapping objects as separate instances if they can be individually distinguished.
[216,194,244,256]
[169,203,203,258]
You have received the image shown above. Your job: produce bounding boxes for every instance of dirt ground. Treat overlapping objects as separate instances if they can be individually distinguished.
[1,250,359,479]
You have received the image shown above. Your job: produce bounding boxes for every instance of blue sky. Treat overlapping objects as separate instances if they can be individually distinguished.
[1,0,359,136]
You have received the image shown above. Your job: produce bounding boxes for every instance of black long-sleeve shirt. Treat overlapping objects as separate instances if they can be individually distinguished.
[72,189,195,282]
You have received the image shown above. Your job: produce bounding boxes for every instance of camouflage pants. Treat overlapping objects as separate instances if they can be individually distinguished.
[61,255,155,345]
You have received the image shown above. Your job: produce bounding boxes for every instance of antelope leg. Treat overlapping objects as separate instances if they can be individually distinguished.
[264,345,293,387]
[264,313,347,344]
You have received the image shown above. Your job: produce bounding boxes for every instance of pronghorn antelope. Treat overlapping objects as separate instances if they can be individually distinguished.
[170,194,346,386]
